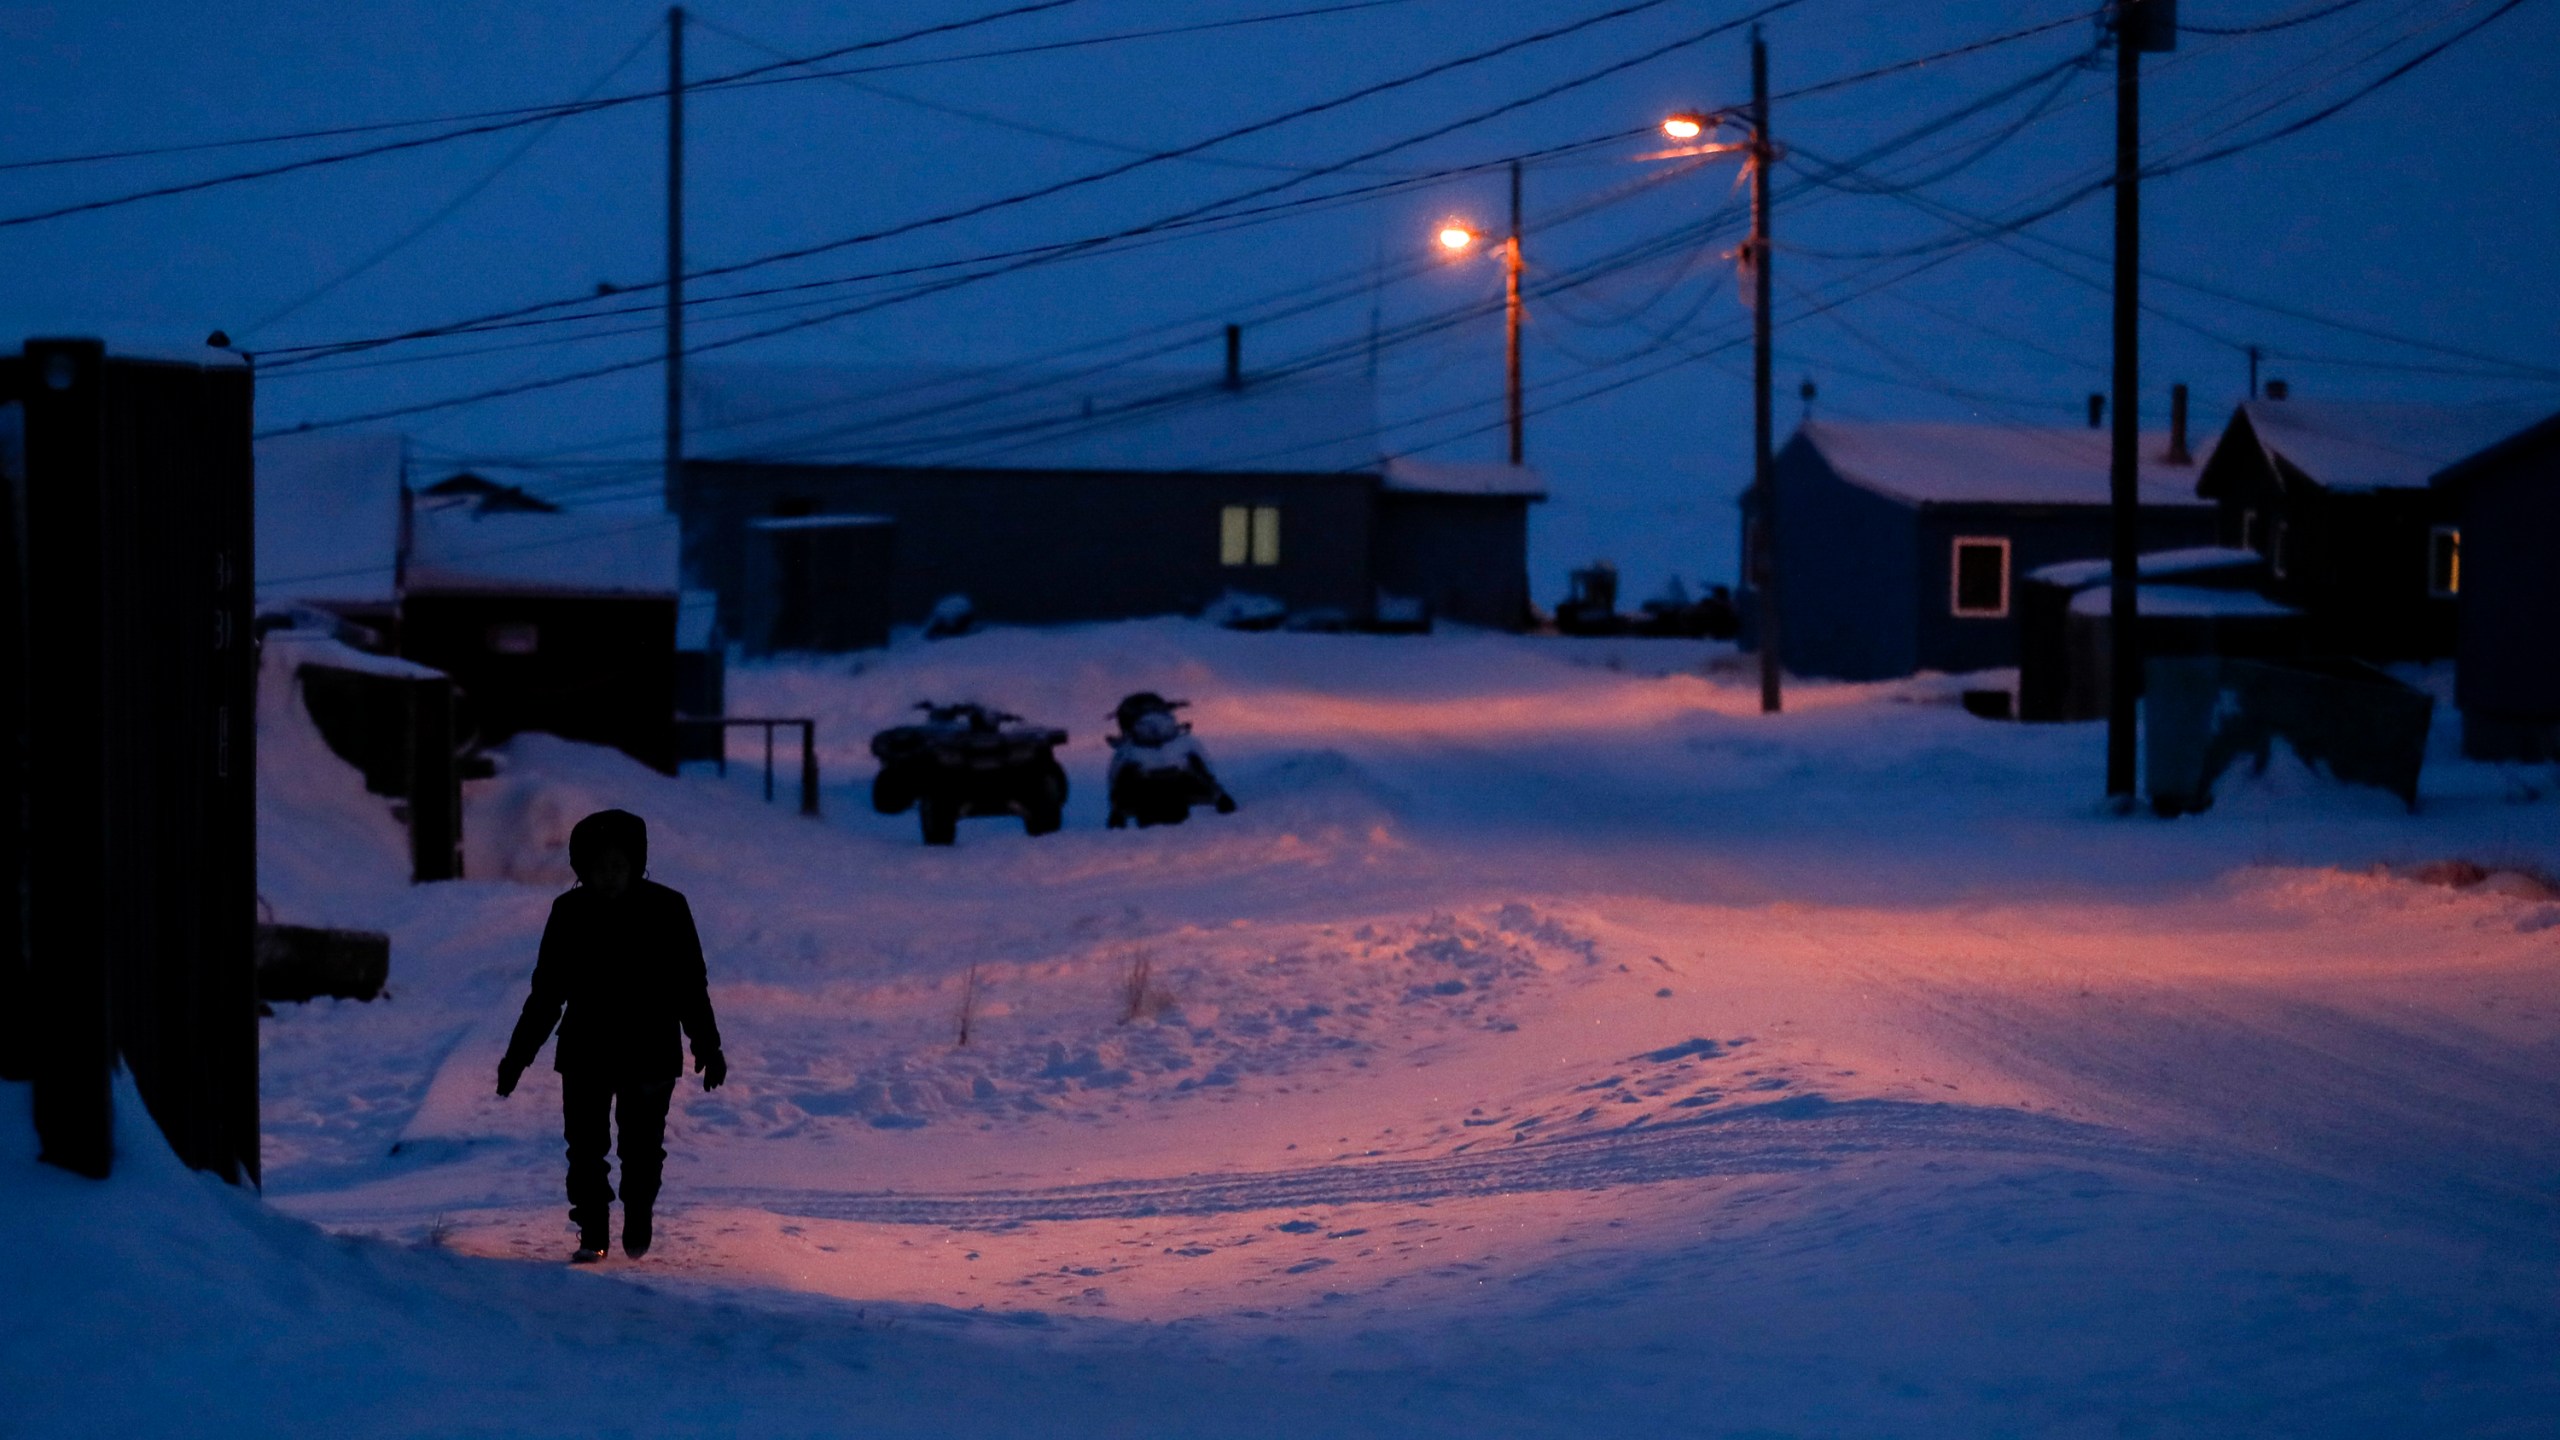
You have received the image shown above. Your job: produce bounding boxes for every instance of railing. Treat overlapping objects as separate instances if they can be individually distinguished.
[673,717,820,816]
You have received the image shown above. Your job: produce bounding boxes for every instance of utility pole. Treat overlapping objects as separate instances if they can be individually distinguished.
[2106,0,2172,801]
[1505,159,1524,467]
[1750,25,1780,715]
[664,5,686,515]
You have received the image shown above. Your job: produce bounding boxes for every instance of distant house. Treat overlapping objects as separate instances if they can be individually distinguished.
[2429,409,2560,760]
[1739,420,2219,681]
[253,436,689,772]
[2192,400,2553,659]
[678,363,1543,635]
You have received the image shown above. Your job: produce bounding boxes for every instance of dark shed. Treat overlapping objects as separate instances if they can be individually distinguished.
[740,513,894,654]
[1373,459,1545,629]
[2430,408,2560,759]
[2193,400,2549,660]
[1738,420,2219,681]
[400,493,681,772]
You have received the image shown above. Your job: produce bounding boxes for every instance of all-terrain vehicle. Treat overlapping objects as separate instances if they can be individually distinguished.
[1105,692,1236,829]
[869,702,1070,845]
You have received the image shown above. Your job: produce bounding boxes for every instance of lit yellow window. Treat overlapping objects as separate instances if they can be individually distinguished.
[2429,526,2460,597]
[1220,505,1281,567]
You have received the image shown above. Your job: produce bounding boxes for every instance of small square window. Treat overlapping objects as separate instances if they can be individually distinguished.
[2428,525,2460,597]
[1950,537,2010,618]
[1220,505,1281,567]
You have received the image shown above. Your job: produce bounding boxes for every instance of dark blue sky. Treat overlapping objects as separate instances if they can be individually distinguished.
[7,0,2555,598]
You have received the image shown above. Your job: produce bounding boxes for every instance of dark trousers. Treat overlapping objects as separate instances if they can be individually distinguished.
[562,1071,676,1243]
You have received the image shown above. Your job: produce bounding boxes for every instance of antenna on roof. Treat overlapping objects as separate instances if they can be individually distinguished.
[1224,324,1243,391]
[1798,375,1816,424]
[2086,393,2104,430]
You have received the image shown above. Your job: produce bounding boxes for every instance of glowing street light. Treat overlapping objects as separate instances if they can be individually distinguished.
[1661,112,1707,141]
[1437,222,1479,253]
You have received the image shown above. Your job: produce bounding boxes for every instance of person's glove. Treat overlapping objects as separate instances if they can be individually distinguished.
[495,1058,525,1098]
[697,1050,728,1091]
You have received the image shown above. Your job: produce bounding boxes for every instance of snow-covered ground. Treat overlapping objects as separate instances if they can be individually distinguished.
[10,620,2559,1437]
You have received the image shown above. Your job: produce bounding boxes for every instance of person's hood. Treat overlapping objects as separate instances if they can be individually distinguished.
[568,808,648,882]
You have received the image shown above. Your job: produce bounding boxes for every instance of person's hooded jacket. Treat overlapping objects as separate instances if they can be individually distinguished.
[501,810,722,1080]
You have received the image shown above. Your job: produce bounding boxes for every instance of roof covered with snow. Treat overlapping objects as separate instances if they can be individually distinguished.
[1795,420,2216,509]
[687,362,1381,475]
[407,496,678,596]
[2068,584,2299,619]
[254,431,406,605]
[1379,457,1547,499]
[2234,400,2556,492]
[2028,546,2265,590]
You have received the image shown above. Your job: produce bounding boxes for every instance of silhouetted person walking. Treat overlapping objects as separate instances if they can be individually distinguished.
[496,809,726,1263]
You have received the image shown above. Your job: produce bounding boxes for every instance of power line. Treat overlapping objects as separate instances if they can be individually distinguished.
[0,0,1102,224]
[2183,0,2383,34]
[257,0,2092,396]
[256,0,1737,369]
[257,0,1807,435]
[0,0,1417,176]
[238,18,668,340]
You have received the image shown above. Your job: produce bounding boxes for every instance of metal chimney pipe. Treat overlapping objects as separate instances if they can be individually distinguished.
[1224,324,1242,390]
[2166,382,2191,464]
[2087,393,2104,429]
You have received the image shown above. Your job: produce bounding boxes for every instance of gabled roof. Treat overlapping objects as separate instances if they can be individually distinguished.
[2228,400,2556,492]
[1794,420,2214,508]
[2431,407,2560,489]
[1379,457,1546,498]
[406,496,678,596]
[254,431,406,605]
[687,362,1381,475]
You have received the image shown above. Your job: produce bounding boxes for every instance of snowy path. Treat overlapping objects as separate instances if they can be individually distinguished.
[18,622,2555,1437]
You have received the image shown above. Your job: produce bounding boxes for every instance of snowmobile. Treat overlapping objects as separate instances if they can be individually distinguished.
[1104,692,1236,829]
[868,702,1069,845]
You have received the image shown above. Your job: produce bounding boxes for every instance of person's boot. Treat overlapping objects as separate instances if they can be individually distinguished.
[623,1205,653,1259]
[572,1217,610,1264]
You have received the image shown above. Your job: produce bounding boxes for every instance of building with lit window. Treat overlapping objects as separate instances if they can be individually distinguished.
[1736,418,2220,681]
[2191,400,2552,660]
[675,362,1543,635]
[2429,409,2560,759]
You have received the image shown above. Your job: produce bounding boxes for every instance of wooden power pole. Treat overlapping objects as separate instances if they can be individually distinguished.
[1506,159,1524,467]
[1751,26,1780,715]
[664,6,686,515]
[2106,0,2172,800]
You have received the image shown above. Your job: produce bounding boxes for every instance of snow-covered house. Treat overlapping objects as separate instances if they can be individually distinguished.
[401,487,683,773]
[2192,400,2554,660]
[253,438,688,773]
[1739,420,2220,681]
[2429,408,2560,759]
[678,362,1543,633]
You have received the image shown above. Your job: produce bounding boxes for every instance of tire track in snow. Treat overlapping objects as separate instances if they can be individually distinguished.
[707,1097,2171,1226]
